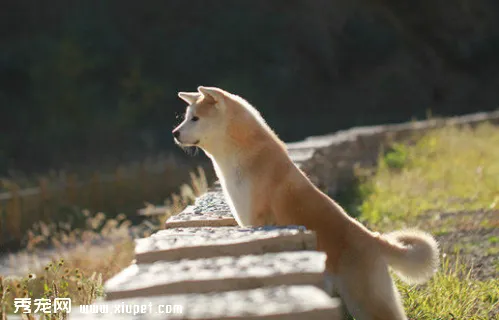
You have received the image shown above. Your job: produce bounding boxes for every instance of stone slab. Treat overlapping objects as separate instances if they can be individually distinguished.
[138,188,230,216]
[191,191,231,213]
[70,285,343,319]
[135,226,316,264]
[105,251,327,300]
[138,190,230,217]
[165,205,237,229]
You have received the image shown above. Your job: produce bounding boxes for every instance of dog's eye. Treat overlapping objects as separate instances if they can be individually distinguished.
[191,116,199,122]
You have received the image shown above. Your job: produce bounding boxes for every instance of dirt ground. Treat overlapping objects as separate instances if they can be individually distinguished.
[417,209,499,281]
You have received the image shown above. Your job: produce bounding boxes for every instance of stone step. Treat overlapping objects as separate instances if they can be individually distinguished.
[70,285,343,319]
[141,191,237,227]
[165,191,236,228]
[135,226,316,264]
[192,191,231,213]
[105,251,327,300]
[165,205,238,229]
[138,190,229,217]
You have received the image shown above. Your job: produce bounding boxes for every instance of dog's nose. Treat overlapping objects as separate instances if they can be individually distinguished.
[173,131,180,139]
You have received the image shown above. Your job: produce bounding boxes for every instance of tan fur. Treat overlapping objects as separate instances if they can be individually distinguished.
[173,86,440,320]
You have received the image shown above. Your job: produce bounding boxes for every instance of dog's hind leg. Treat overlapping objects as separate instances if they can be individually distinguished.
[335,251,407,320]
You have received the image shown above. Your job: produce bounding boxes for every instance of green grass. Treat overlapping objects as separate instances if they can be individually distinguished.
[400,257,499,320]
[358,123,499,228]
[352,123,499,319]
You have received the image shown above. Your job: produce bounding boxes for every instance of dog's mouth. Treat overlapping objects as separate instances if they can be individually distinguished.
[175,138,200,146]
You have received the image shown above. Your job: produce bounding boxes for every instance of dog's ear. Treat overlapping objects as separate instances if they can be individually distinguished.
[197,86,225,103]
[178,92,201,104]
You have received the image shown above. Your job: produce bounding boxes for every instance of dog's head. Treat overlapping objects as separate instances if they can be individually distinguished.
[172,86,228,150]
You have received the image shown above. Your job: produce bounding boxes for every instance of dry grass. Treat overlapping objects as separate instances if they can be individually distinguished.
[0,167,208,319]
[149,166,208,226]
[0,154,196,247]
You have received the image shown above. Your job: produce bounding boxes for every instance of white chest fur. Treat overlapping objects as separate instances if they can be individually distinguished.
[212,158,253,227]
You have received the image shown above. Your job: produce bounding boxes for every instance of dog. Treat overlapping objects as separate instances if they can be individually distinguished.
[172,86,439,320]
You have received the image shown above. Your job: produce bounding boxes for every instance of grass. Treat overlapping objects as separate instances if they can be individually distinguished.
[358,123,499,228]
[1,259,105,316]
[350,123,499,319]
[400,257,499,319]
[154,166,209,226]
[0,167,208,319]
[0,154,201,248]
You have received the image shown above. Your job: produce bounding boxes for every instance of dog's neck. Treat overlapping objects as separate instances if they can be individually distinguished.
[203,137,260,166]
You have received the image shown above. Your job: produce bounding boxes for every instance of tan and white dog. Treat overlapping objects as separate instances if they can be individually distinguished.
[172,86,439,320]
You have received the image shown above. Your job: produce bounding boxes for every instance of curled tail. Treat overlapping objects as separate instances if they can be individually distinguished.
[377,229,440,284]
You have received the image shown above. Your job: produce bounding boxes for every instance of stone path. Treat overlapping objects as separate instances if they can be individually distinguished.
[85,202,343,319]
